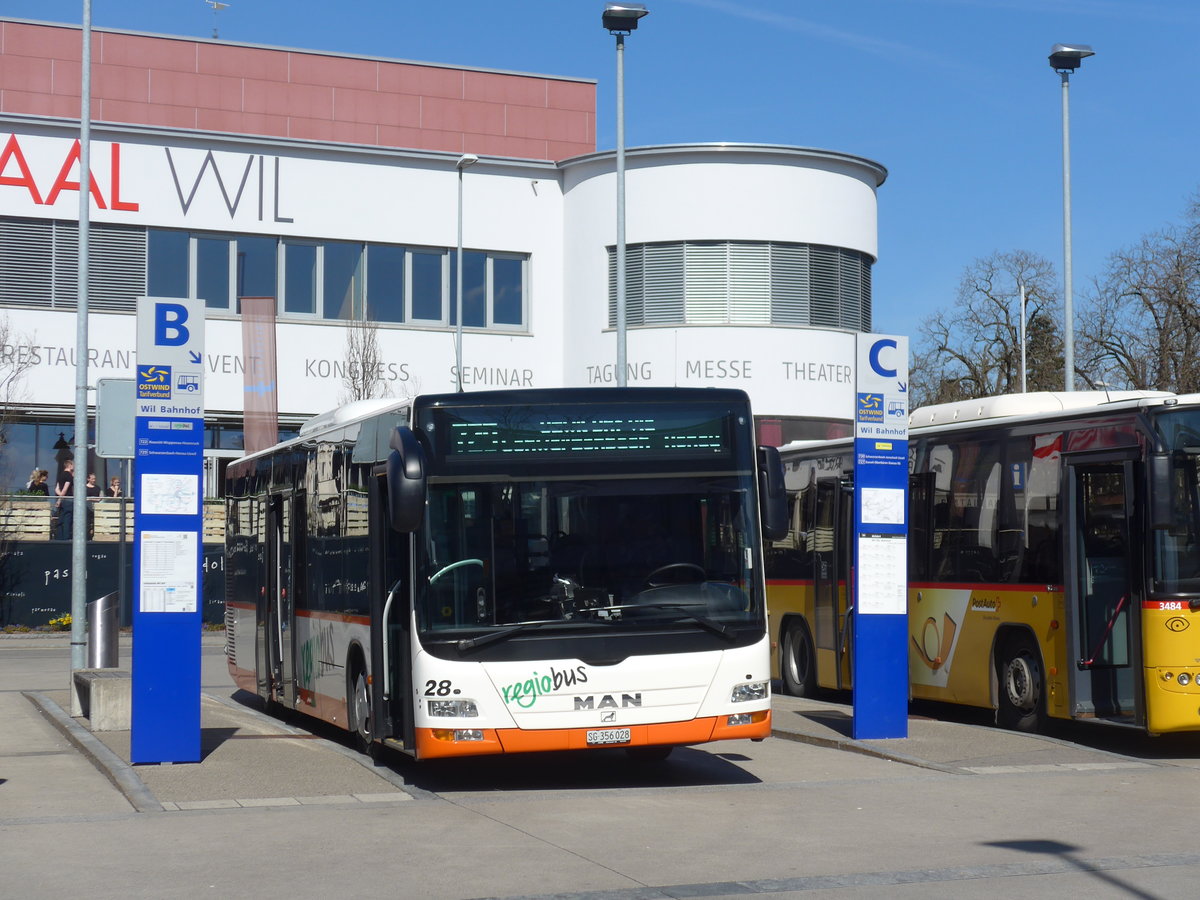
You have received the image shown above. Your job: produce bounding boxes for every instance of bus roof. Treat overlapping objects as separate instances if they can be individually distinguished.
[907,390,1176,429]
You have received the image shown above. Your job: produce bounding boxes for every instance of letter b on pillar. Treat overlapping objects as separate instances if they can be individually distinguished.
[155,303,190,346]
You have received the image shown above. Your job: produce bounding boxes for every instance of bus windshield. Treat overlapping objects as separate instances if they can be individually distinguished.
[1153,409,1200,595]
[415,473,761,644]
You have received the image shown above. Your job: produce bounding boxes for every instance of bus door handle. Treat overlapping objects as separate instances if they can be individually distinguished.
[381,579,403,699]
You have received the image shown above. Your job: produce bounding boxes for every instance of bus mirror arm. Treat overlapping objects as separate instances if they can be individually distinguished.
[1149,452,1174,530]
[758,445,789,542]
[387,426,428,533]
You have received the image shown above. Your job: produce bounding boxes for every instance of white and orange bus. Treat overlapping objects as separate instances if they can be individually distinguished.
[767,390,1200,735]
[226,387,786,759]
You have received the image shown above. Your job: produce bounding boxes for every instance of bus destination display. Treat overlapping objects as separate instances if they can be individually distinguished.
[435,405,733,459]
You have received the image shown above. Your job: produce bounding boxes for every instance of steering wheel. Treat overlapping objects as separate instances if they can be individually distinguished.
[642,562,706,588]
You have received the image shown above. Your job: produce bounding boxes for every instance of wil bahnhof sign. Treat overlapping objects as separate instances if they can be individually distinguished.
[131,296,205,763]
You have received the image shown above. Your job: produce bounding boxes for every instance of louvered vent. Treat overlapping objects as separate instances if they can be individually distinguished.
[607,239,871,330]
[0,217,147,311]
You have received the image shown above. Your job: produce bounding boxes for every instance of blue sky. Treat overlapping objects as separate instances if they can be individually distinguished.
[5,0,1199,336]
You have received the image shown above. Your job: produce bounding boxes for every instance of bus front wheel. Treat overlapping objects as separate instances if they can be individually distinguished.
[997,635,1043,732]
[781,620,816,697]
[349,664,374,753]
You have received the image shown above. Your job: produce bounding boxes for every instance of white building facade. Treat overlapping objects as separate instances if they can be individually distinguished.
[0,20,886,491]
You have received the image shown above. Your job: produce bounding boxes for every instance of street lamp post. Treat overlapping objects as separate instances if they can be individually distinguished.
[1018,281,1027,393]
[603,3,648,388]
[1049,43,1094,393]
[455,153,478,392]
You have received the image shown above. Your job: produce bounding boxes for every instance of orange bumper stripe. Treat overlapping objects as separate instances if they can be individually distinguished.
[414,710,772,760]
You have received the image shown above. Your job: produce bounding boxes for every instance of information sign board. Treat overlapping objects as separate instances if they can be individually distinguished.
[852,334,910,739]
[131,297,204,764]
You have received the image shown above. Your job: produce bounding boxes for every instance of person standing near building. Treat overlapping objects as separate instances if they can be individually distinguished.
[28,470,49,496]
[84,472,101,538]
[55,459,74,540]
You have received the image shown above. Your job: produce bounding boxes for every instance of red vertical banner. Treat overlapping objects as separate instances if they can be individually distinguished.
[240,297,279,454]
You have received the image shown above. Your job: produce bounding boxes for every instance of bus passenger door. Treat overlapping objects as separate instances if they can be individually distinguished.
[813,478,854,690]
[1066,459,1142,725]
[266,493,296,709]
[371,472,414,752]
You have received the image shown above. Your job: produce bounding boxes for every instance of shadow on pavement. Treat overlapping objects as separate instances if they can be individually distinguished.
[223,688,766,793]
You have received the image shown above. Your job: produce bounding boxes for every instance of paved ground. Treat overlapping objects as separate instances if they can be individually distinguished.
[5,632,1200,899]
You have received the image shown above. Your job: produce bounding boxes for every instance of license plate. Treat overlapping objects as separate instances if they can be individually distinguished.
[586,728,631,745]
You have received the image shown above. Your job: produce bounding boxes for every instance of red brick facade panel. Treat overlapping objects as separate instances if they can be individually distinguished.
[547,79,594,113]
[2,21,88,60]
[465,133,552,160]
[378,63,464,100]
[506,104,590,144]
[100,99,197,131]
[333,86,421,126]
[0,54,53,94]
[463,70,548,107]
[290,117,380,145]
[0,22,596,160]
[196,41,290,81]
[196,108,289,138]
[242,78,334,120]
[99,31,197,73]
[289,53,378,91]
[149,71,243,110]
[421,96,507,136]
[94,64,151,104]
[0,89,79,119]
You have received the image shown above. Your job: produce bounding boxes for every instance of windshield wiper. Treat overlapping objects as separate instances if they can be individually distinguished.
[455,620,560,653]
[585,604,737,642]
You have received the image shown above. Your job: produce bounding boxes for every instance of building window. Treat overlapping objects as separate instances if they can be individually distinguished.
[2,217,528,331]
[196,236,232,309]
[366,243,404,323]
[410,249,446,323]
[283,241,317,315]
[323,241,362,321]
[607,240,871,331]
[236,235,278,309]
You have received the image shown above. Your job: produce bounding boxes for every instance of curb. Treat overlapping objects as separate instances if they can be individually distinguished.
[25,690,164,813]
[769,726,965,775]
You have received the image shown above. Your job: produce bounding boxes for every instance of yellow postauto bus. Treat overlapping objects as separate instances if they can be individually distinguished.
[766,390,1200,735]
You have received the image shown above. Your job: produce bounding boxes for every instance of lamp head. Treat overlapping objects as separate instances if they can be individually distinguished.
[1049,43,1095,73]
[456,154,479,170]
[603,2,648,34]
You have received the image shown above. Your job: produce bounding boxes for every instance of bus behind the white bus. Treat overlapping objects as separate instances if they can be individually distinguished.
[766,390,1200,735]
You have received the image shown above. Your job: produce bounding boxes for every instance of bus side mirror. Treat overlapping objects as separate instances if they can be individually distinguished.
[1149,452,1174,530]
[387,426,427,532]
[758,445,789,541]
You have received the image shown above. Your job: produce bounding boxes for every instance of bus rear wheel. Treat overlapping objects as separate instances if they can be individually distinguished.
[997,635,1043,732]
[349,665,374,753]
[781,620,816,697]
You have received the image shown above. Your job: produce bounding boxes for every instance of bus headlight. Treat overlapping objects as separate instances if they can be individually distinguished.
[1179,673,1192,686]
[428,699,479,717]
[731,681,768,703]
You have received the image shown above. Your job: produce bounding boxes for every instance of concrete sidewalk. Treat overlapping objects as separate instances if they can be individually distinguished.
[769,693,1158,775]
[9,681,1160,817]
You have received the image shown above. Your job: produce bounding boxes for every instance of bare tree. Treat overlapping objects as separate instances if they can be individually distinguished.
[1077,225,1200,392]
[339,318,392,404]
[910,251,1064,409]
